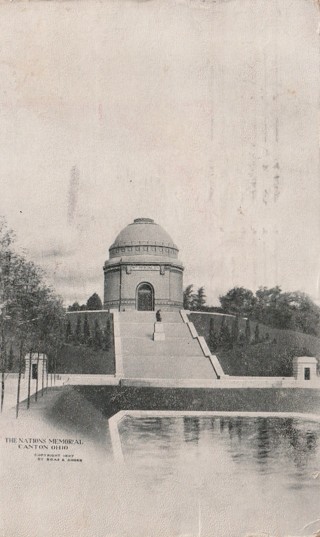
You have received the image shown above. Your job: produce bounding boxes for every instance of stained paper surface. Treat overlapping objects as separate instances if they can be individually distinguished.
[0,1,320,536]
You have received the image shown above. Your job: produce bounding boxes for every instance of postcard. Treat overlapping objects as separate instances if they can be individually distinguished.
[0,1,320,536]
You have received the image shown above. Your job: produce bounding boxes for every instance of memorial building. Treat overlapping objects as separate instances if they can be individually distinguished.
[103,218,184,311]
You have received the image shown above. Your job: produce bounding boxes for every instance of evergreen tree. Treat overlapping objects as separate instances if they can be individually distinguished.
[219,315,225,336]
[7,344,14,371]
[238,333,246,346]
[93,319,102,349]
[83,314,91,345]
[209,318,219,352]
[87,293,103,311]
[75,316,82,344]
[103,318,112,351]
[1,345,7,376]
[219,316,232,350]
[193,286,207,311]
[68,302,81,312]
[254,323,260,344]
[65,319,72,343]
[245,318,251,345]
[231,315,239,346]
[183,285,194,310]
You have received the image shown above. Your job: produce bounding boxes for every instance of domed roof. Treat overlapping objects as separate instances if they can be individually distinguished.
[105,217,183,268]
[111,218,177,250]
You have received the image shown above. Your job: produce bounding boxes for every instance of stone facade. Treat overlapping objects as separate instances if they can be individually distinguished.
[292,356,318,381]
[24,353,47,382]
[104,218,184,311]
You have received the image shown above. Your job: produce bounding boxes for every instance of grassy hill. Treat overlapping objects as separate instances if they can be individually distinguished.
[189,312,320,377]
[8,309,319,378]
[57,344,115,375]
[56,311,115,375]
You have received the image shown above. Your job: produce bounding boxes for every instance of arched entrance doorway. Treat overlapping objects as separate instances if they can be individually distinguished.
[136,282,154,311]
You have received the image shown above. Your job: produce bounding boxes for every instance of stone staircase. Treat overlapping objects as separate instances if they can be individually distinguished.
[116,311,220,380]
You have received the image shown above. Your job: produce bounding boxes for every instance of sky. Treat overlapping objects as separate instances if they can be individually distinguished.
[0,0,320,306]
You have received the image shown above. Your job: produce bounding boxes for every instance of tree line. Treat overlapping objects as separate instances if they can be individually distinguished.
[0,217,65,416]
[183,285,207,310]
[67,292,103,312]
[65,315,112,351]
[184,284,320,336]
[208,316,272,353]
[219,286,320,336]
[207,315,314,376]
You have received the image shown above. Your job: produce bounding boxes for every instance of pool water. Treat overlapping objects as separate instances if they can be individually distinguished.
[1,410,320,537]
[116,415,320,537]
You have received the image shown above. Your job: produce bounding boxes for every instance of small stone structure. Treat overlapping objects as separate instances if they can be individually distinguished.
[24,353,47,382]
[292,356,318,381]
[153,322,165,341]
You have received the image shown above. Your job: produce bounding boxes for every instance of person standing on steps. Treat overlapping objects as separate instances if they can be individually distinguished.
[153,309,165,341]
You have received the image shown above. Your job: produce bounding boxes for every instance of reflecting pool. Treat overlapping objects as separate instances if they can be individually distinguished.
[115,414,320,537]
[2,409,320,537]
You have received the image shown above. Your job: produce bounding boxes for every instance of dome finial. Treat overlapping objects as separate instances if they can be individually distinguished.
[133,218,154,224]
